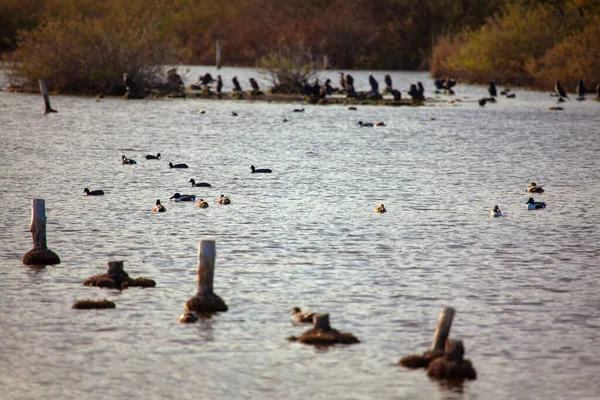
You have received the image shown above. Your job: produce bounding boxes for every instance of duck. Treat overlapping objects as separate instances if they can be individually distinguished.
[218,194,231,205]
[145,153,161,160]
[152,199,166,212]
[251,165,272,173]
[293,108,305,112]
[375,121,386,126]
[170,193,196,202]
[196,199,209,208]
[488,205,502,217]
[84,188,105,196]
[527,182,544,193]
[169,162,189,169]
[526,197,546,210]
[231,111,238,116]
[189,179,212,187]
[375,204,387,213]
[357,121,374,127]
[291,307,316,323]
[121,155,137,164]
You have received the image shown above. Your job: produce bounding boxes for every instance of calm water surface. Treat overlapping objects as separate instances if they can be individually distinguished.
[1,68,600,400]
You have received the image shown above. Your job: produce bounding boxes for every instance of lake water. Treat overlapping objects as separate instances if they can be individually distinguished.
[1,67,600,400]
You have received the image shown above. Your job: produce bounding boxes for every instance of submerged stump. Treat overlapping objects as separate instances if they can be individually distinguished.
[399,307,455,369]
[427,339,477,380]
[72,299,116,310]
[288,313,359,346]
[180,240,228,323]
[83,261,156,289]
[23,199,61,266]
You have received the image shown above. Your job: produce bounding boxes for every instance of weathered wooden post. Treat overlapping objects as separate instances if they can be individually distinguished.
[23,199,60,266]
[430,307,455,352]
[313,313,331,330]
[39,79,57,114]
[83,260,155,288]
[179,239,228,322]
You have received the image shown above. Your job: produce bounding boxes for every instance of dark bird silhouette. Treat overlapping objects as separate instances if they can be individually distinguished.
[293,108,304,113]
[368,73,379,95]
[249,77,260,91]
[384,74,393,91]
[200,73,213,86]
[576,79,586,99]
[391,89,401,101]
[146,153,161,160]
[189,179,212,187]
[232,76,242,92]
[417,81,425,99]
[434,78,446,90]
[408,84,424,101]
[324,79,335,95]
[121,155,137,164]
[251,165,272,173]
[555,80,568,100]
[479,98,487,107]
[84,188,105,196]
[216,75,223,97]
[345,74,354,88]
[168,162,188,169]
[231,111,238,116]
[488,81,497,97]
[123,73,138,93]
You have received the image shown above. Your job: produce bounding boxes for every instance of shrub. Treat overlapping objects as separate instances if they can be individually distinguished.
[257,43,318,94]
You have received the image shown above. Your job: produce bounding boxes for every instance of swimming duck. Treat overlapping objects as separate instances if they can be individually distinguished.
[84,188,105,196]
[189,179,212,187]
[153,199,166,212]
[218,194,231,205]
[121,155,137,164]
[169,162,189,169]
[375,204,387,213]
[170,193,196,202]
[146,153,161,160]
[527,182,544,193]
[293,108,305,112]
[357,121,374,127]
[291,307,316,323]
[488,205,502,217]
[196,199,209,208]
[231,111,238,116]
[251,165,272,173]
[526,197,546,210]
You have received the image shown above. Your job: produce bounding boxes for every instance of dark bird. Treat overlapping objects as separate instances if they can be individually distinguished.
[249,77,260,91]
[506,93,516,98]
[84,188,105,196]
[488,81,497,97]
[417,81,425,98]
[384,74,393,91]
[339,72,347,91]
[345,74,354,88]
[555,80,568,100]
[408,84,424,101]
[391,89,401,101]
[324,79,335,95]
[479,98,487,107]
[152,199,166,212]
[368,73,379,95]
[293,108,304,113]
[357,121,374,127]
[170,193,196,202]
[200,73,213,86]
[146,153,161,160]
[576,79,586,99]
[231,111,238,116]
[526,197,546,210]
[251,165,272,173]
[123,73,138,93]
[500,88,511,95]
[216,75,223,97]
[434,78,446,90]
[121,155,137,165]
[232,76,242,92]
[189,179,211,187]
[168,162,188,169]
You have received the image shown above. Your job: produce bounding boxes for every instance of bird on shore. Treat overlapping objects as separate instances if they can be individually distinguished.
[121,155,137,164]
[375,204,387,213]
[123,73,138,93]
[488,81,497,97]
[195,199,209,208]
[291,307,316,323]
[408,84,424,101]
[189,179,211,187]
[555,80,568,100]
[216,75,223,97]
[218,194,231,204]
[146,153,161,160]
[526,197,546,210]
[391,89,402,101]
[479,98,488,107]
[251,165,272,173]
[527,182,544,193]
[232,76,242,92]
[170,193,196,202]
[249,77,260,92]
[488,205,502,217]
[168,162,188,169]
[368,73,379,95]
[384,74,393,91]
[576,79,586,100]
[152,199,166,212]
[84,188,104,196]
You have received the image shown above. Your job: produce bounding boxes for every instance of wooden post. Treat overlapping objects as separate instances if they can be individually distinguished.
[23,199,60,265]
[107,261,125,279]
[39,79,57,114]
[197,240,216,295]
[313,313,331,330]
[430,307,455,352]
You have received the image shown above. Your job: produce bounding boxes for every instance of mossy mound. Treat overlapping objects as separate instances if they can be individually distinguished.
[185,293,228,313]
[83,274,156,289]
[288,328,359,346]
[399,348,445,369]
[426,357,477,380]
[72,299,116,309]
[23,248,61,266]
